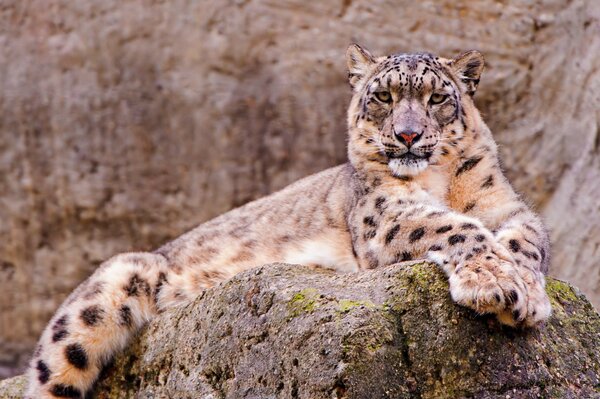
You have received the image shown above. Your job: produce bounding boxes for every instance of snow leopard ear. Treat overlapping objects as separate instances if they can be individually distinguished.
[346,43,376,89]
[449,50,485,96]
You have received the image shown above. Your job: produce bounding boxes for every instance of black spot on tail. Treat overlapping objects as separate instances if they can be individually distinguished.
[448,234,466,245]
[124,273,151,297]
[120,305,133,328]
[52,329,68,343]
[385,225,401,244]
[409,227,426,242]
[475,234,486,242]
[65,343,88,370]
[50,384,82,398]
[126,254,150,267]
[80,305,104,327]
[52,315,69,343]
[83,281,105,300]
[36,360,50,384]
[428,245,443,251]
[54,315,68,327]
[456,156,483,176]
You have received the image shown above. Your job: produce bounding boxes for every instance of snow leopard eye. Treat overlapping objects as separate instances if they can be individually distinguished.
[374,91,392,103]
[429,93,448,105]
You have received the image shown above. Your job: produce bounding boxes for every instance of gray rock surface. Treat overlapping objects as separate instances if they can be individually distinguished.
[0,376,25,399]
[2,263,600,398]
[1,0,600,377]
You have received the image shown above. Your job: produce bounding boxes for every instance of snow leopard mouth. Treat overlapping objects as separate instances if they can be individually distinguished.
[386,151,432,162]
[386,150,433,176]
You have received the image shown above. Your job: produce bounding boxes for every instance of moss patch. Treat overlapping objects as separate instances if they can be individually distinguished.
[288,288,319,318]
[407,263,449,293]
[546,279,579,302]
[337,299,377,314]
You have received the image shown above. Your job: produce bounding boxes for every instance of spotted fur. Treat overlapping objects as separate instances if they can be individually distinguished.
[26,45,551,398]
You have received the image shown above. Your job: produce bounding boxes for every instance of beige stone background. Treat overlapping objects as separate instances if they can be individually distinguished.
[0,0,598,378]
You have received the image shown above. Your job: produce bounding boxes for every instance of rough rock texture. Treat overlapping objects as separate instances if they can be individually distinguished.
[0,376,25,399]
[2,263,600,398]
[1,0,600,377]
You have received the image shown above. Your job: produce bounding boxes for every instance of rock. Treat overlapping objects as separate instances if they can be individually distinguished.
[2,0,600,377]
[0,375,26,399]
[2,263,599,398]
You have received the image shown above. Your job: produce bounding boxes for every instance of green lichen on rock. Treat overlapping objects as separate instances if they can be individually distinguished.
[2,262,599,399]
[546,279,580,302]
[337,299,378,314]
[287,287,320,317]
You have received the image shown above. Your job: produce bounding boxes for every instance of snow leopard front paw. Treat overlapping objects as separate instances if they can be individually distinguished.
[495,267,551,327]
[448,248,533,327]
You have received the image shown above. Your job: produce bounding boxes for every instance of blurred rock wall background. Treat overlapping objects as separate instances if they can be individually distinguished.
[0,0,598,378]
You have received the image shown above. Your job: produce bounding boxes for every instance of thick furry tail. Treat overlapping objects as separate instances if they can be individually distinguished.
[25,252,170,398]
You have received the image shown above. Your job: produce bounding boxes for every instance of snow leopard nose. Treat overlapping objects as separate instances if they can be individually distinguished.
[394,129,422,147]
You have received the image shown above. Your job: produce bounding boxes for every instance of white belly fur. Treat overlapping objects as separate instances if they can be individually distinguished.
[282,231,359,273]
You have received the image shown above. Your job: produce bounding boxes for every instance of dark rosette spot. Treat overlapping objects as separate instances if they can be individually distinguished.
[409,227,426,242]
[448,234,466,245]
[65,343,88,370]
[509,239,521,253]
[50,384,82,398]
[36,360,51,384]
[385,225,401,244]
[435,225,453,234]
[80,305,104,327]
